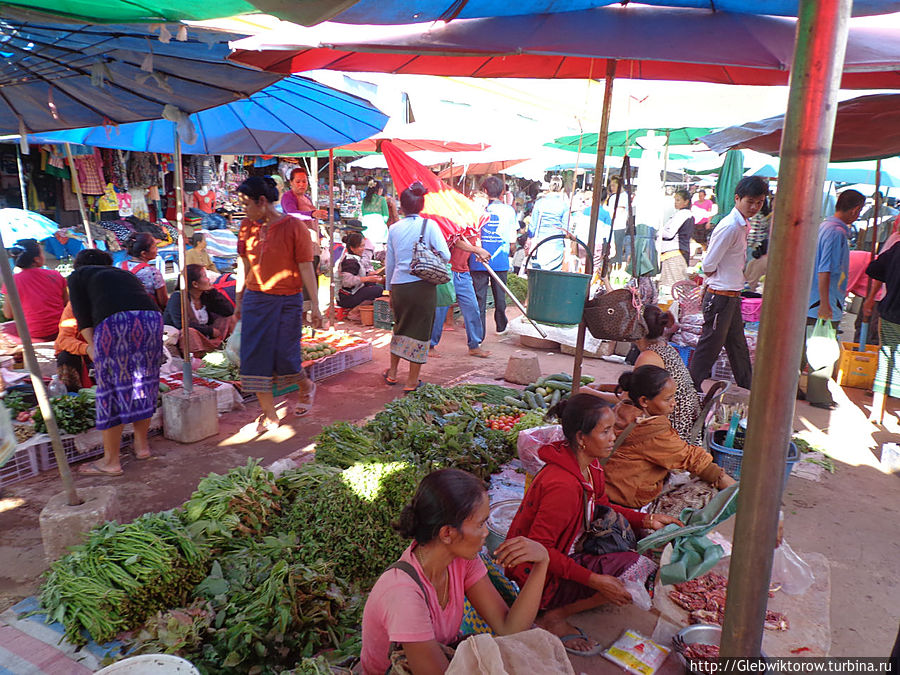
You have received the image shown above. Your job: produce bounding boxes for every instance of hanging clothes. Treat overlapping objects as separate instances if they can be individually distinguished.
[73,150,106,195]
[129,152,159,189]
[61,180,81,212]
[128,188,150,221]
[193,188,216,214]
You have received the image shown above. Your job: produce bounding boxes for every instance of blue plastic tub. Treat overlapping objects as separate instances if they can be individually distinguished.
[708,429,799,487]
[672,343,695,368]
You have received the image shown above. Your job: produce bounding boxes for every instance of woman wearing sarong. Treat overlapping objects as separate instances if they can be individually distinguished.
[383,182,451,393]
[67,249,163,476]
[864,242,900,422]
[235,176,321,432]
[505,394,680,655]
[163,264,236,357]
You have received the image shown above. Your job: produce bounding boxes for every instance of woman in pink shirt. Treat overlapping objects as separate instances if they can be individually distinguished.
[1,239,68,342]
[361,469,549,675]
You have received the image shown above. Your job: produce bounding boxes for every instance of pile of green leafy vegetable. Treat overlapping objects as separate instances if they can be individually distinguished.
[33,390,95,434]
[195,351,240,382]
[3,389,35,414]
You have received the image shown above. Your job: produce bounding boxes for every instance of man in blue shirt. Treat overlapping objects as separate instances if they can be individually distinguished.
[802,189,865,409]
[471,176,518,335]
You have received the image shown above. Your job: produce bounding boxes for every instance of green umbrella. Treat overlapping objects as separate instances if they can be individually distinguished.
[548,127,713,153]
[711,149,744,227]
[0,0,255,22]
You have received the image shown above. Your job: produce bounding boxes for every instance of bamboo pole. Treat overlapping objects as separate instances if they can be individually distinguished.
[63,143,95,248]
[0,234,80,505]
[172,128,192,395]
[867,160,886,422]
[328,149,336,326]
[15,145,27,209]
[720,0,852,656]
[572,59,616,394]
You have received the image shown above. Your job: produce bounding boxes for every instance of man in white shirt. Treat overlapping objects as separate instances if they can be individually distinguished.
[689,176,768,390]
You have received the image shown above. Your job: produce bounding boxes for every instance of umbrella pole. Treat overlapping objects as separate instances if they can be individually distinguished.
[173,129,192,395]
[0,231,80,506]
[63,143,95,249]
[572,59,616,394]
[328,149,335,326]
[662,130,671,187]
[720,0,852,657]
[867,159,886,423]
[15,145,27,209]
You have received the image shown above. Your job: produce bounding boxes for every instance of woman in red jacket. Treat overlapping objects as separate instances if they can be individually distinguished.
[505,394,680,655]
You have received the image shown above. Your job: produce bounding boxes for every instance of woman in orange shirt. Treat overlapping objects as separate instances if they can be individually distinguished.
[235,176,322,432]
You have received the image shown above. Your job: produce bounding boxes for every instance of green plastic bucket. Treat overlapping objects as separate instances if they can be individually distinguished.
[525,234,591,325]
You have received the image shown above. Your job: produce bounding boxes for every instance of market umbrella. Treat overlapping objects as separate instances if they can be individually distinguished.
[28,76,389,154]
[228,6,900,88]
[548,127,713,153]
[0,209,60,243]
[699,93,900,163]
[710,149,745,227]
[751,161,900,187]
[437,159,525,179]
[0,1,256,23]
[0,17,282,135]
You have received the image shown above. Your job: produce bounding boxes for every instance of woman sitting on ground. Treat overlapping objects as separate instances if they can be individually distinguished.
[119,232,168,311]
[338,231,385,310]
[1,239,67,343]
[163,264,236,357]
[604,365,735,509]
[505,395,680,655]
[361,468,549,675]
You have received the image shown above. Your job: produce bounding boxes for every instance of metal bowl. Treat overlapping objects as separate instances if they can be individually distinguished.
[674,624,721,670]
[485,499,522,556]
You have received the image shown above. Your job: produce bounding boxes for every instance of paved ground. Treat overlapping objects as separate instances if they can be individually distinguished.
[0,309,897,661]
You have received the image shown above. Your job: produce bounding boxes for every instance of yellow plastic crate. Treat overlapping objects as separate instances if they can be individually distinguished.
[837,341,879,390]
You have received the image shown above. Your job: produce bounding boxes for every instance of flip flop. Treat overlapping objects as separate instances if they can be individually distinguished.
[78,461,124,477]
[559,628,603,657]
[291,382,317,417]
[133,449,152,460]
[382,369,398,385]
[402,380,424,395]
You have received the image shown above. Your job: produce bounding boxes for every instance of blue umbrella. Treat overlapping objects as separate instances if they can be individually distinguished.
[28,76,388,154]
[0,209,60,243]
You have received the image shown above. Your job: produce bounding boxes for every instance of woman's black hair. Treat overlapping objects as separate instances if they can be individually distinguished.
[399,181,428,215]
[190,232,205,246]
[13,239,41,268]
[127,232,156,259]
[363,179,383,207]
[617,365,673,406]
[550,393,615,449]
[674,188,692,204]
[643,305,675,340]
[395,468,487,545]
[73,248,113,268]
[343,231,364,249]
[238,175,279,204]
[185,263,205,289]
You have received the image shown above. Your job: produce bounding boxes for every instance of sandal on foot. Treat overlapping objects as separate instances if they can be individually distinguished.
[382,369,398,385]
[402,380,425,395]
[290,382,317,417]
[256,415,281,433]
[560,628,603,657]
[78,461,124,477]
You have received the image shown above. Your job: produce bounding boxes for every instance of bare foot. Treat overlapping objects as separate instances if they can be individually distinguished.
[256,415,281,433]
[134,448,152,460]
[537,615,597,653]
[428,349,442,358]
[468,348,492,358]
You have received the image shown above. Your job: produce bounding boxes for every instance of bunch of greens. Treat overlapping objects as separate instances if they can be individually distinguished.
[183,459,283,551]
[39,512,208,644]
[3,389,35,414]
[33,391,95,434]
[192,533,362,674]
[196,351,240,382]
[122,601,216,658]
[505,274,528,303]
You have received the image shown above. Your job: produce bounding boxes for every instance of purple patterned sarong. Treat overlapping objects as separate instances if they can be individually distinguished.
[93,310,163,430]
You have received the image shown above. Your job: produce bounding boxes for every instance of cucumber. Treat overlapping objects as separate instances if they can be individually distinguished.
[534,376,548,388]
[550,389,562,408]
[504,396,528,409]
[523,391,541,409]
[536,387,548,397]
[535,392,548,409]
[580,375,595,384]
[546,372,573,383]
[546,381,572,392]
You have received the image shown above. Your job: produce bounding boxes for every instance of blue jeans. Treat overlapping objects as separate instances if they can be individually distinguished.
[431,271,483,350]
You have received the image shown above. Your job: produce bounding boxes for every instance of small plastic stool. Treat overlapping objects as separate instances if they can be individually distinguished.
[334,307,348,320]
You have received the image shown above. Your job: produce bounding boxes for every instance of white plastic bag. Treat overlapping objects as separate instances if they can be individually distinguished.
[805,319,840,371]
[516,424,564,476]
[224,320,242,367]
[771,540,814,595]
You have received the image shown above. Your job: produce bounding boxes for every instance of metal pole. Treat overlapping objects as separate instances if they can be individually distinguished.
[311,155,319,206]
[0,234,80,506]
[15,145,27,209]
[572,59,616,394]
[865,161,886,423]
[870,160,882,258]
[720,0,852,657]
[173,128,192,395]
[328,148,335,326]
[63,143,95,248]
[662,130,671,188]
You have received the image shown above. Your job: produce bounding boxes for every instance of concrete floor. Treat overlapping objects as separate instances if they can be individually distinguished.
[0,308,897,666]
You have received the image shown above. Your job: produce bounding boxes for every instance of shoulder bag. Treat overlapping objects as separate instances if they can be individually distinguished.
[583,287,648,342]
[410,218,451,285]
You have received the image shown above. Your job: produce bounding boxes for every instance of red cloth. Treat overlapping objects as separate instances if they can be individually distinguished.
[848,250,886,300]
[505,440,644,608]
[381,140,478,247]
[2,268,67,340]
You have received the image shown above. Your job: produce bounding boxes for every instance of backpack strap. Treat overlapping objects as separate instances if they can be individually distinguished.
[121,261,151,275]
[386,560,430,601]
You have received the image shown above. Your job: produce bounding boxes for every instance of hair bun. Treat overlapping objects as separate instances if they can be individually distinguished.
[408,181,427,197]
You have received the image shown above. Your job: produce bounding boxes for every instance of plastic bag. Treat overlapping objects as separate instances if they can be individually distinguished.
[805,319,840,371]
[224,320,242,367]
[771,540,814,595]
[516,424,564,476]
[446,629,575,675]
[0,402,16,468]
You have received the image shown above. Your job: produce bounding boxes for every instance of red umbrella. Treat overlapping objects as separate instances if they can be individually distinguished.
[437,159,526,179]
[700,93,900,162]
[344,138,489,153]
[381,140,479,244]
[229,6,900,88]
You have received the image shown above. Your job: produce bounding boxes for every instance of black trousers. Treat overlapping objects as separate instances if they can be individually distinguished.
[471,270,509,334]
[337,283,384,309]
[689,291,753,390]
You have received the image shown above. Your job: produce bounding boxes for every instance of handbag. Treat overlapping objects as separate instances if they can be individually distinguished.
[577,504,637,556]
[410,217,451,285]
[435,268,456,307]
[582,287,648,341]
